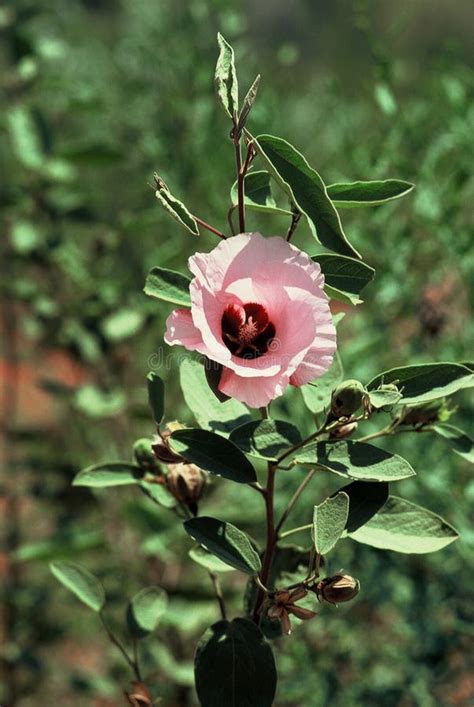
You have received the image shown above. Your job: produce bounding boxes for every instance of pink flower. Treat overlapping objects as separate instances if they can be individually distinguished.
[165,233,336,408]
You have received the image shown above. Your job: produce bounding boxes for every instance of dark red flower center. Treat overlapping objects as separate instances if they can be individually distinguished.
[221,303,276,359]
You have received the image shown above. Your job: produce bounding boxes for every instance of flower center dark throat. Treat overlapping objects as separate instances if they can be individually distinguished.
[221,303,276,359]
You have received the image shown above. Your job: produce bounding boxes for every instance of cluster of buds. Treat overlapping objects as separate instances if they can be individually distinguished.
[311,574,360,605]
[266,587,317,636]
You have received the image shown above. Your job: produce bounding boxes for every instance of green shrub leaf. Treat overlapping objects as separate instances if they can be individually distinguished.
[229,418,301,461]
[349,497,459,553]
[254,134,360,258]
[127,586,168,638]
[154,182,199,235]
[147,372,165,424]
[230,170,292,215]
[327,179,414,207]
[73,463,143,487]
[313,491,349,554]
[184,517,261,574]
[315,254,375,305]
[294,440,415,482]
[50,561,105,612]
[432,423,474,463]
[144,266,191,306]
[189,546,236,573]
[215,33,238,118]
[335,480,389,532]
[300,352,343,414]
[368,363,473,405]
[170,428,257,483]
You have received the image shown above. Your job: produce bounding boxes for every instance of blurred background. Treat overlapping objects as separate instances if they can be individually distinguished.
[1,0,473,705]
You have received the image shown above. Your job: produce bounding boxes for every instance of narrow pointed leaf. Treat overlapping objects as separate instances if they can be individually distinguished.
[144,266,191,306]
[127,586,168,638]
[300,353,343,414]
[238,74,260,130]
[195,618,276,707]
[50,561,105,612]
[184,517,261,574]
[230,170,291,215]
[368,363,473,405]
[215,33,238,118]
[254,134,360,258]
[147,372,165,424]
[334,481,389,532]
[73,462,143,487]
[294,440,415,482]
[313,492,349,555]
[327,179,414,207]
[155,184,199,235]
[169,428,257,484]
[432,423,474,463]
[229,418,301,461]
[349,496,459,553]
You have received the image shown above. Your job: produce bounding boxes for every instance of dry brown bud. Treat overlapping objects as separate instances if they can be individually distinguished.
[125,681,153,706]
[313,574,360,605]
[151,422,186,464]
[166,462,206,513]
[329,421,358,440]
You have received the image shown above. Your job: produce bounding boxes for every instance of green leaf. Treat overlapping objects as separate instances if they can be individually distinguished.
[184,517,261,574]
[230,171,292,215]
[127,586,168,639]
[327,179,414,207]
[294,440,415,482]
[144,266,191,306]
[180,359,251,434]
[169,428,257,484]
[229,418,301,461]
[335,481,389,533]
[73,463,143,488]
[313,492,349,555]
[189,545,236,573]
[315,254,375,305]
[301,353,343,414]
[368,363,473,405]
[73,385,125,418]
[254,134,360,258]
[155,182,199,235]
[432,423,474,463]
[147,372,165,424]
[50,561,105,612]
[140,481,177,509]
[349,497,459,553]
[215,33,238,118]
[102,308,145,342]
[14,530,104,563]
[237,74,261,130]
[367,388,402,409]
[195,618,277,707]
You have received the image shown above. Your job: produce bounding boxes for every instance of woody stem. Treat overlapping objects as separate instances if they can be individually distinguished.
[234,137,246,233]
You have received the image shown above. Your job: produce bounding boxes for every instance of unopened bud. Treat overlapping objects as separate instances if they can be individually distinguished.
[313,574,360,605]
[166,462,206,514]
[331,380,366,418]
[125,680,153,706]
[151,422,185,464]
[133,438,161,474]
[400,398,453,427]
[330,421,358,439]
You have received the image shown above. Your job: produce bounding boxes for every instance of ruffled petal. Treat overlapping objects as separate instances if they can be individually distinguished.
[164,309,203,350]
[218,367,289,408]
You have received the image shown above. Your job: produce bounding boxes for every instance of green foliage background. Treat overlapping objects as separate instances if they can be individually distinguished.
[1,0,473,705]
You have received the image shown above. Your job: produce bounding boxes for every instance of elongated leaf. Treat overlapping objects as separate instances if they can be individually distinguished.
[335,481,389,533]
[327,179,414,207]
[294,440,415,482]
[127,586,168,638]
[230,171,292,215]
[229,419,301,461]
[301,353,343,414]
[170,428,257,484]
[367,388,402,409]
[155,184,199,235]
[50,561,105,611]
[140,481,176,509]
[15,530,104,563]
[144,266,191,306]
[195,618,276,707]
[189,545,236,573]
[349,496,459,553]
[180,359,251,434]
[432,423,474,463]
[313,492,349,555]
[147,372,165,424]
[368,363,473,405]
[238,74,261,130]
[215,33,238,118]
[254,134,360,258]
[184,517,261,574]
[315,254,375,301]
[73,463,143,488]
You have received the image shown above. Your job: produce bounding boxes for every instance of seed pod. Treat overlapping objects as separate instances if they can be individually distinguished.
[133,438,162,474]
[313,574,360,605]
[329,421,358,440]
[166,462,206,514]
[331,380,366,418]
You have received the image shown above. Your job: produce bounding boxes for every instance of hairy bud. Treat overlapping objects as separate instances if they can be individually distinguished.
[313,574,360,605]
[166,462,206,514]
[133,438,161,474]
[400,398,454,427]
[331,380,366,418]
[329,421,358,439]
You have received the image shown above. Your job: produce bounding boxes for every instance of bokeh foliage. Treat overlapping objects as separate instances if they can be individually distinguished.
[1,0,473,705]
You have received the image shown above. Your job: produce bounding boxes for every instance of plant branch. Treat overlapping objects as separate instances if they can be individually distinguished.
[100,613,140,681]
[209,572,227,621]
[275,469,317,537]
[193,215,227,239]
[234,138,245,233]
[279,523,312,540]
[285,207,302,242]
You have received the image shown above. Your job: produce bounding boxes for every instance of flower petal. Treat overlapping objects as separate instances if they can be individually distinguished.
[218,367,289,408]
[164,309,203,350]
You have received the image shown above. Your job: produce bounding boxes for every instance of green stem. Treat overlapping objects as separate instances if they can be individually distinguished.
[279,523,312,540]
[234,139,245,232]
[209,572,227,621]
[275,469,317,537]
[100,613,140,680]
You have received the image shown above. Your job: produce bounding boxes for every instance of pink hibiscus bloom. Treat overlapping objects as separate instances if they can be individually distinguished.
[165,233,336,408]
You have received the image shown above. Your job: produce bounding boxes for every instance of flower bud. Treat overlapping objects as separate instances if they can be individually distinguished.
[133,438,161,474]
[166,462,206,514]
[313,574,360,605]
[329,421,358,440]
[400,398,454,427]
[151,422,186,464]
[330,380,366,418]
